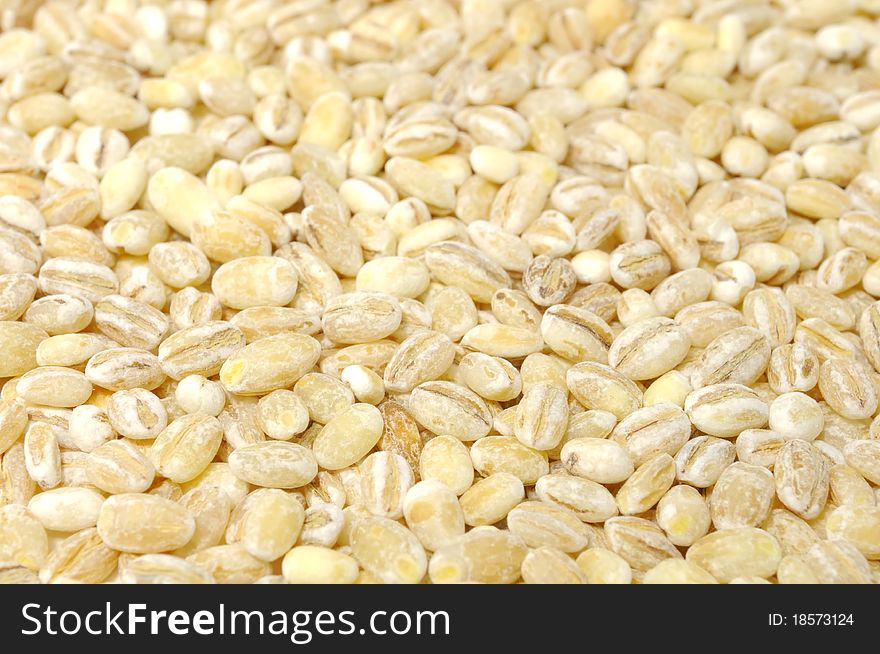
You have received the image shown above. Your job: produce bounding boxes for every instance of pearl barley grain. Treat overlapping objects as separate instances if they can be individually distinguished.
[768,393,824,441]
[572,251,612,285]
[175,375,226,417]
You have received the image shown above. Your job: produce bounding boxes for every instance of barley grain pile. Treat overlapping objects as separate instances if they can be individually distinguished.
[1,0,880,584]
